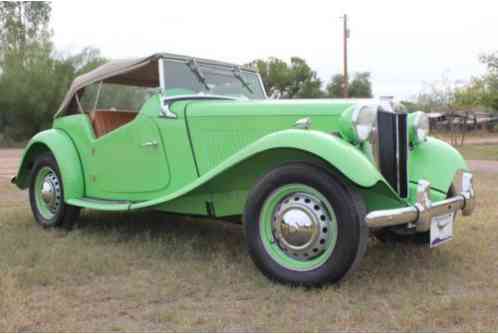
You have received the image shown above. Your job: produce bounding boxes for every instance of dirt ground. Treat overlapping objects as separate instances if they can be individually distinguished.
[464,137,498,145]
[0,149,26,207]
[0,149,21,181]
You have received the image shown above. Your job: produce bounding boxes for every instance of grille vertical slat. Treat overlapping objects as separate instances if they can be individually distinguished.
[377,111,398,190]
[397,113,408,197]
[376,110,408,197]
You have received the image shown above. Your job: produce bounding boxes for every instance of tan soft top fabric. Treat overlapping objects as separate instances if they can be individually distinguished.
[55,53,256,117]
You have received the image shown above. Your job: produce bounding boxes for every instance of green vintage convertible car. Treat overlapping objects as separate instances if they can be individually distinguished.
[13,53,475,285]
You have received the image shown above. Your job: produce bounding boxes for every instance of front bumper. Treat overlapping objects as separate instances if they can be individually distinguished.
[366,171,475,231]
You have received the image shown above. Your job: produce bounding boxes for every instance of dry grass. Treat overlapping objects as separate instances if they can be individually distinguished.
[1,172,498,332]
[432,131,498,144]
[431,132,498,161]
[455,144,498,161]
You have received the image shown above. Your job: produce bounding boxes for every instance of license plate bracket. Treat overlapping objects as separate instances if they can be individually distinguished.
[430,212,455,248]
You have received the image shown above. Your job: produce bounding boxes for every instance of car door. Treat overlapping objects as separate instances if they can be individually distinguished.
[87,114,171,196]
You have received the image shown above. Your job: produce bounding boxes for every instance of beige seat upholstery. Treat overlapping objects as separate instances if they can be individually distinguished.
[90,110,137,138]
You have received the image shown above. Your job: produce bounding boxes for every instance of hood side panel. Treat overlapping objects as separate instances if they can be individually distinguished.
[185,101,347,175]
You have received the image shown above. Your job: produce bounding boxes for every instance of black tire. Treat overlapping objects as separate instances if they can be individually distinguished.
[373,186,456,245]
[29,152,80,229]
[244,163,368,286]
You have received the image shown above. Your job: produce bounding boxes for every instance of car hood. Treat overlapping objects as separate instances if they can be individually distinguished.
[184,98,369,118]
[183,98,374,176]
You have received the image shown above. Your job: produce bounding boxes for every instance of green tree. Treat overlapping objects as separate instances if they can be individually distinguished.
[479,52,498,71]
[479,51,498,111]
[0,2,106,142]
[400,101,425,113]
[348,72,372,98]
[0,2,51,64]
[454,78,486,108]
[325,74,344,98]
[325,72,373,98]
[0,1,54,139]
[286,57,323,98]
[0,47,105,140]
[249,57,323,98]
[454,52,498,112]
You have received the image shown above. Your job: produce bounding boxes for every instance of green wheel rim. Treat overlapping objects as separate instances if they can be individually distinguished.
[259,184,338,271]
[34,166,61,221]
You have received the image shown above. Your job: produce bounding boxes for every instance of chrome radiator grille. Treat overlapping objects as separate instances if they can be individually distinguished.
[376,110,409,197]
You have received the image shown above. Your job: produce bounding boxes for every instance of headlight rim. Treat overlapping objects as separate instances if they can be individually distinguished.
[412,111,429,144]
[351,104,378,143]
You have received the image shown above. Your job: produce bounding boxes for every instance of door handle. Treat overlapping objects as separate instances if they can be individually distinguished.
[141,140,159,148]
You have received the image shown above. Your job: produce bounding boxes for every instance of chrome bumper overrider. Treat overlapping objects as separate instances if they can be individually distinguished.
[366,171,475,231]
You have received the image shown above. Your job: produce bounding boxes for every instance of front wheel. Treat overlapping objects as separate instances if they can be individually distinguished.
[244,163,368,286]
[29,153,80,229]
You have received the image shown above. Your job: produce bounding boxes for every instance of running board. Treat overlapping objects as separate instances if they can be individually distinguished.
[66,197,134,211]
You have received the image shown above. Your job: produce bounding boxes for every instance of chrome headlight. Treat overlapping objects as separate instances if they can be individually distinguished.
[352,105,377,142]
[412,111,429,143]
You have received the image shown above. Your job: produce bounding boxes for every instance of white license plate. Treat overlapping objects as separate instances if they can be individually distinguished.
[430,212,455,248]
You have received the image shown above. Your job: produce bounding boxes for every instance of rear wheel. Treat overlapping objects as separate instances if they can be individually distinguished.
[244,163,368,286]
[29,153,80,229]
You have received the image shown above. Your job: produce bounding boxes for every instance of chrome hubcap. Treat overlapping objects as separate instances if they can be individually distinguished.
[40,171,61,213]
[272,192,331,261]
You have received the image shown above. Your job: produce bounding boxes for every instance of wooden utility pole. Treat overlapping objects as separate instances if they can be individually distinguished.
[342,14,349,98]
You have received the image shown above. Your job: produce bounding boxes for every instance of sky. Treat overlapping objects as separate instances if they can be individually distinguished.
[51,0,498,100]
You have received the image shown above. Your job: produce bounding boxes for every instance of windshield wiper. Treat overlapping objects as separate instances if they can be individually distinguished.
[187,59,210,91]
[233,67,254,94]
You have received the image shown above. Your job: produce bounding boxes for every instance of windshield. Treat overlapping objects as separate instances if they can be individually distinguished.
[162,59,266,99]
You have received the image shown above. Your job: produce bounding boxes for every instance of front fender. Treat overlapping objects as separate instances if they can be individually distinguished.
[409,137,467,193]
[131,129,391,210]
[235,129,385,187]
[14,129,84,201]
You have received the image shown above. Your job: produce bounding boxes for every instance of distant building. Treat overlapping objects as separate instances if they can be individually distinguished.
[428,110,498,132]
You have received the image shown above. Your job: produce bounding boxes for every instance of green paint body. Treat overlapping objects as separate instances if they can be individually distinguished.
[14,94,468,218]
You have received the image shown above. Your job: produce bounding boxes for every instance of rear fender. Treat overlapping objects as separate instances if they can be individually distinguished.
[13,129,84,201]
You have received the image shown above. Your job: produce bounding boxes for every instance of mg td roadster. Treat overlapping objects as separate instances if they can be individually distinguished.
[13,53,475,285]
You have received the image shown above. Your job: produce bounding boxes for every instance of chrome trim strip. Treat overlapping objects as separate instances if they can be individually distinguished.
[395,113,401,193]
[294,117,312,130]
[162,94,238,103]
[159,94,238,118]
[158,58,166,92]
[399,112,409,197]
[75,93,84,114]
[257,73,268,99]
[157,53,258,73]
[370,111,380,169]
[455,170,475,216]
[91,81,103,113]
[365,206,418,228]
